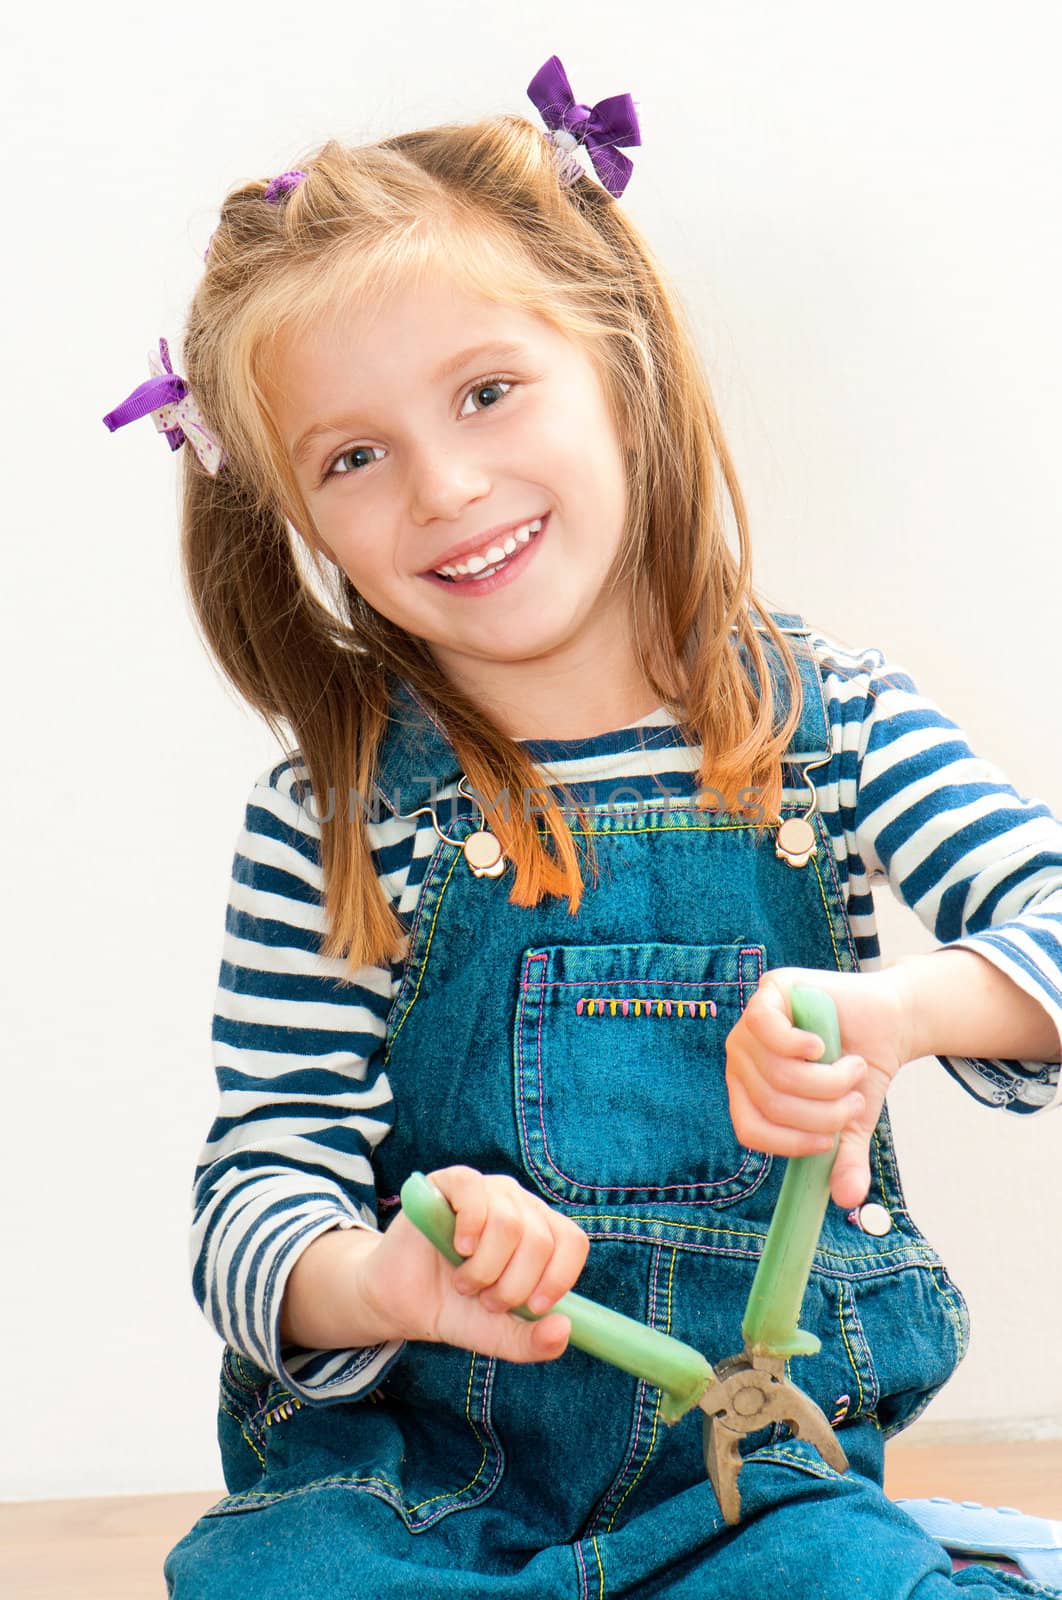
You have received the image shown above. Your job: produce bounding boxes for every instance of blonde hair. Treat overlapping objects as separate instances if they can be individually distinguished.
[179,116,808,976]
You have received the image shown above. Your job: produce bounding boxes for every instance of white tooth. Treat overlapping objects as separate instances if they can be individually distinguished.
[464,554,487,573]
[452,561,471,575]
[485,545,506,565]
[514,525,532,544]
[528,518,542,533]
[502,536,518,555]
[437,565,458,577]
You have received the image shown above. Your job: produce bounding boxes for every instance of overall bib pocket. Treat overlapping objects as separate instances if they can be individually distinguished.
[515,941,771,1207]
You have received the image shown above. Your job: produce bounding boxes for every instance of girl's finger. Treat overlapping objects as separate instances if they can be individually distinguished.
[477,1210,556,1312]
[525,1217,591,1315]
[746,980,825,1059]
[451,1190,523,1295]
[742,1079,866,1138]
[727,1075,837,1157]
[427,1165,490,1255]
[735,1050,867,1103]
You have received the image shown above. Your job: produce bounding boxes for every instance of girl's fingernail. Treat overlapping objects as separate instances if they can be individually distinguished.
[528,1293,551,1313]
[455,1236,475,1254]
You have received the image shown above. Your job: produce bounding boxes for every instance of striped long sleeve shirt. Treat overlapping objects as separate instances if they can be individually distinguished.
[190,631,1062,1406]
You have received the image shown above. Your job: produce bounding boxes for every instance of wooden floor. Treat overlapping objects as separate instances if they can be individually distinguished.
[2,1444,1059,1599]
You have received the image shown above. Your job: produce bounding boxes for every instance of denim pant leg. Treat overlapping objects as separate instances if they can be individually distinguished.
[163,1489,580,1600]
[607,1446,1062,1600]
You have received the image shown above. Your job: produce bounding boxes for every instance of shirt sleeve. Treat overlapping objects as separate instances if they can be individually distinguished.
[189,760,407,1402]
[820,637,1062,1113]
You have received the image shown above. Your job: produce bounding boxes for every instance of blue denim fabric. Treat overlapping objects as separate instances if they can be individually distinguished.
[166,615,1059,1599]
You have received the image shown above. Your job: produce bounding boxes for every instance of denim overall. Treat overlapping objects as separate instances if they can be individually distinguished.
[166,614,1055,1599]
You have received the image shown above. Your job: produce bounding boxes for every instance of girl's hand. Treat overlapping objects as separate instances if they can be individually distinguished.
[356,1166,590,1364]
[725,967,911,1210]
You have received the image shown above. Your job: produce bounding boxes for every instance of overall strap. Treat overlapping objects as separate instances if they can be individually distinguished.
[742,610,831,764]
[372,678,464,817]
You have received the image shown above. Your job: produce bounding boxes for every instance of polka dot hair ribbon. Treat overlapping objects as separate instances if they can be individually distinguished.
[101,337,225,477]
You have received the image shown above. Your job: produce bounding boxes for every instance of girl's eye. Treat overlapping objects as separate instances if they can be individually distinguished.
[321,376,514,483]
[326,444,385,480]
[458,376,514,417]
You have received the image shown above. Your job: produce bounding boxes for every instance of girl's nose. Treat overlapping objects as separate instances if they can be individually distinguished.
[408,447,492,525]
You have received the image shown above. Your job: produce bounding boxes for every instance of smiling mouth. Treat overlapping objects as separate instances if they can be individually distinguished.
[431,516,545,582]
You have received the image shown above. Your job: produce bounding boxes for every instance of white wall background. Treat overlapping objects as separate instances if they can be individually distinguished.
[3,0,1060,1500]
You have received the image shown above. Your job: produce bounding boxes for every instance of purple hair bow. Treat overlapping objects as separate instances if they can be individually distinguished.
[102,337,225,476]
[527,54,641,198]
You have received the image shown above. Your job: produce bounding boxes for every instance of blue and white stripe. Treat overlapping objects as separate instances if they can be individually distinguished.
[189,630,1062,1403]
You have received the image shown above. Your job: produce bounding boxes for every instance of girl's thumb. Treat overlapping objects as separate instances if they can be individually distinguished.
[830,1129,872,1212]
[496,1309,571,1365]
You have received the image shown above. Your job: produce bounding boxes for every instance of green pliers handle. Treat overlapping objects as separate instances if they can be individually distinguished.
[400,1171,714,1422]
[740,984,844,1357]
[400,984,844,1413]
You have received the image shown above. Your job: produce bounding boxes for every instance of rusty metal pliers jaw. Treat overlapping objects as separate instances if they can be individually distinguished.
[701,1349,849,1525]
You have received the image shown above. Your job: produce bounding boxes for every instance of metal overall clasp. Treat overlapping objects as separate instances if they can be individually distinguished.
[395,775,507,879]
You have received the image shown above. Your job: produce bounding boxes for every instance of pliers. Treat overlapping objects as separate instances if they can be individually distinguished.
[402,984,849,1525]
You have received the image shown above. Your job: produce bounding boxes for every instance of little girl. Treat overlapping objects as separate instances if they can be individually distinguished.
[105,55,1062,1599]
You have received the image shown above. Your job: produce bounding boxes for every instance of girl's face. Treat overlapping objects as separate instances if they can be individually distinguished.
[272,274,641,730]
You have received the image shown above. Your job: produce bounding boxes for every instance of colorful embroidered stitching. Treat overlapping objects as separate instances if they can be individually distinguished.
[574,997,718,1017]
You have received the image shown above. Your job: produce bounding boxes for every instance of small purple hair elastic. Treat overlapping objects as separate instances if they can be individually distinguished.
[204,167,308,259]
[263,170,307,204]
